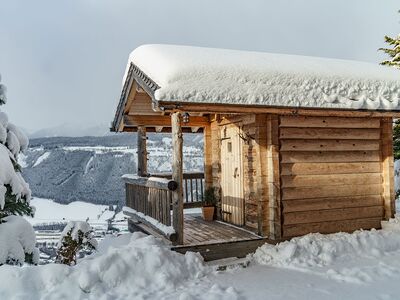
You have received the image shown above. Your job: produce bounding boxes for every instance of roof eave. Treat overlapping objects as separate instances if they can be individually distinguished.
[111,63,161,132]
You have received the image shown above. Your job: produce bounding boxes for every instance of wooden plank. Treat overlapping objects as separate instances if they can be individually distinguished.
[124,211,177,242]
[280,151,380,163]
[171,112,184,245]
[122,126,204,133]
[280,127,380,140]
[124,81,138,114]
[172,238,279,261]
[283,217,382,237]
[282,195,383,212]
[124,114,209,128]
[122,175,178,191]
[267,115,282,239]
[281,162,381,175]
[381,117,395,219]
[281,173,382,188]
[284,206,384,225]
[280,139,380,152]
[137,126,147,176]
[282,184,382,200]
[280,116,381,128]
[159,101,400,118]
[219,114,256,126]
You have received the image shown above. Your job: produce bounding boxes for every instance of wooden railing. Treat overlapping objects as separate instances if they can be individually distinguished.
[150,172,205,208]
[123,175,178,242]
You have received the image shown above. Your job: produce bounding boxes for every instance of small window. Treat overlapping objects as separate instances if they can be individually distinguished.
[227,142,232,153]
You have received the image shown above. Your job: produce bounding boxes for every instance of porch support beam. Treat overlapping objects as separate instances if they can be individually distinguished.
[158,101,400,118]
[171,112,184,245]
[204,124,213,190]
[137,126,147,176]
[267,115,282,240]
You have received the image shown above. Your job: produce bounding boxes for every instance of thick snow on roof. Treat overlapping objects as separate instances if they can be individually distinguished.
[127,44,400,110]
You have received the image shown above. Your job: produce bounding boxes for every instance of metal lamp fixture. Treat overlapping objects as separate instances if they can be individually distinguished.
[182,112,190,123]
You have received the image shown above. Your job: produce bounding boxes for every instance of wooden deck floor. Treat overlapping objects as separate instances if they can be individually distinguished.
[170,214,276,261]
[128,213,278,261]
[183,214,260,245]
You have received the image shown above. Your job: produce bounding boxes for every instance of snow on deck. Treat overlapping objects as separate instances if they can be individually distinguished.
[126,44,400,111]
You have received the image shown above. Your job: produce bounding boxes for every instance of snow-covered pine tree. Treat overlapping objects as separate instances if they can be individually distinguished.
[379,34,400,69]
[0,75,33,220]
[0,74,38,265]
[380,19,400,198]
[56,221,97,265]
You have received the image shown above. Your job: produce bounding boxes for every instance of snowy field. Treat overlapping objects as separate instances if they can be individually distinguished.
[0,204,400,299]
[25,198,119,226]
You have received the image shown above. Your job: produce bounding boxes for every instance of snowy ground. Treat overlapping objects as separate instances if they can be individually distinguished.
[1,218,400,299]
[26,198,120,226]
[1,200,400,299]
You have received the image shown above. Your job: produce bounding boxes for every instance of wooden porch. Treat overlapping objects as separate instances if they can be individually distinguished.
[126,210,272,261]
[122,171,273,260]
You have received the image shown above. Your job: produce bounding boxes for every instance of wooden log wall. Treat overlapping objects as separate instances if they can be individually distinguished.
[279,115,388,238]
[209,114,394,240]
[242,121,259,232]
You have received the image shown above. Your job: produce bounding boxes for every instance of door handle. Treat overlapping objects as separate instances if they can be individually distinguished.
[233,167,238,178]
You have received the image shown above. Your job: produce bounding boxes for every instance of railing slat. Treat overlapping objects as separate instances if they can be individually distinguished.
[124,172,205,238]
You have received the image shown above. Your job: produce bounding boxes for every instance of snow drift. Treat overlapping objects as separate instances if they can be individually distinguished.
[0,232,209,299]
[253,217,400,268]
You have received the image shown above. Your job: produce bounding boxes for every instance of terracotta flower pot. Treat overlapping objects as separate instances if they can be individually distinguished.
[202,206,215,221]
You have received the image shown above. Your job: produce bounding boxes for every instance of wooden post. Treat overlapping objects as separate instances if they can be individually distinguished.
[267,115,282,239]
[171,112,184,244]
[211,119,222,220]
[137,126,147,176]
[204,124,213,189]
[381,117,395,220]
[255,114,268,236]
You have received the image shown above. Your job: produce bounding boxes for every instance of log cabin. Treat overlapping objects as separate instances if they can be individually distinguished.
[111,44,400,260]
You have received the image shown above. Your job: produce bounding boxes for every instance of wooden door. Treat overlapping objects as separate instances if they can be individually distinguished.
[220,124,244,226]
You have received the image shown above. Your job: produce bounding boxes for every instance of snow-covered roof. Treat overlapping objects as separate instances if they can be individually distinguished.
[125,44,400,111]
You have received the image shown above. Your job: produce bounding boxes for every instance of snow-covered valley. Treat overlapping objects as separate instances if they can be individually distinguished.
[21,134,204,206]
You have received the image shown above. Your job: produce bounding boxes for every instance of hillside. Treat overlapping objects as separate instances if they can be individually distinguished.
[20,134,204,206]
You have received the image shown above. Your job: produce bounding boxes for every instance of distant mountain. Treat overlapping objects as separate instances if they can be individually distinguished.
[28,123,112,138]
[21,134,204,206]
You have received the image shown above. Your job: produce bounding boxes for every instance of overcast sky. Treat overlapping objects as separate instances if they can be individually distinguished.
[0,0,399,133]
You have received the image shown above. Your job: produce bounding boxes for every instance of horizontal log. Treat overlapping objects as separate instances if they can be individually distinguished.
[280,128,380,140]
[281,173,382,188]
[158,101,400,118]
[280,139,380,151]
[122,174,178,191]
[150,172,205,180]
[282,184,382,200]
[279,116,381,128]
[124,114,210,128]
[281,162,381,175]
[122,126,204,133]
[280,151,380,163]
[171,238,280,261]
[282,195,383,213]
[125,212,177,242]
[283,217,382,237]
[284,206,384,225]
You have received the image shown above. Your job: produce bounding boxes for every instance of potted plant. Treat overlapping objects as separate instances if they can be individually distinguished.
[202,187,216,221]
